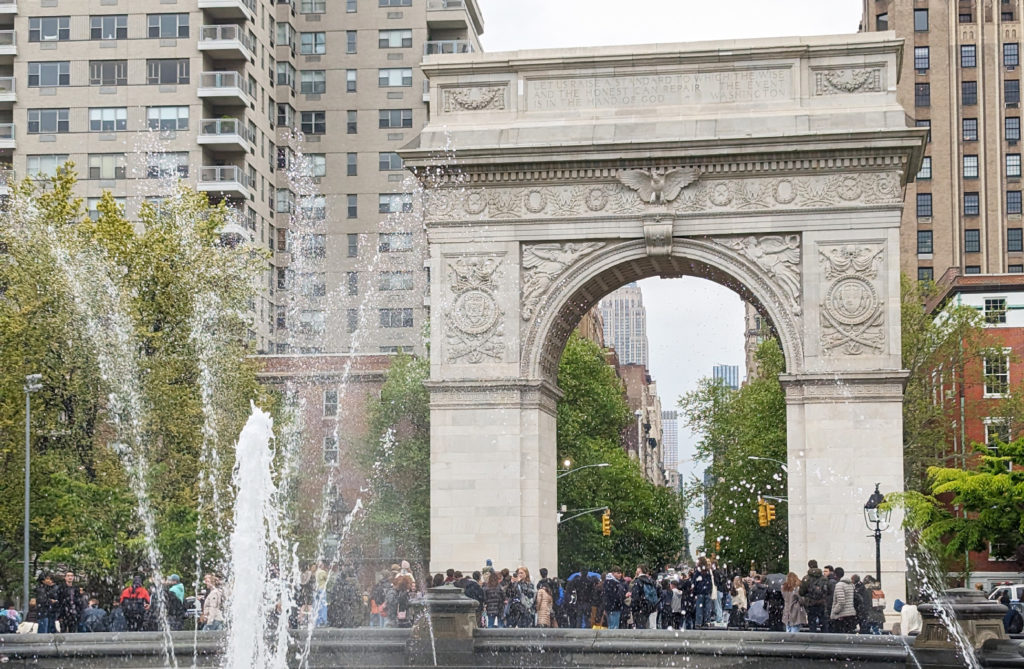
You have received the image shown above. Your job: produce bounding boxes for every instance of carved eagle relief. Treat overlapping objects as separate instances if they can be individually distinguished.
[618,167,701,204]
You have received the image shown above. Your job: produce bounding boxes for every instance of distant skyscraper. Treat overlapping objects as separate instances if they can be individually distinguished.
[712,364,740,390]
[599,283,649,366]
[661,410,679,473]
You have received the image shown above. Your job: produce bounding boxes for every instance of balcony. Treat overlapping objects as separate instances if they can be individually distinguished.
[0,76,14,104]
[0,0,15,16]
[198,118,247,151]
[198,165,250,199]
[0,31,15,60]
[218,220,251,246]
[0,123,14,150]
[198,25,253,60]
[197,71,248,105]
[198,0,254,21]
[424,40,474,56]
[426,0,484,34]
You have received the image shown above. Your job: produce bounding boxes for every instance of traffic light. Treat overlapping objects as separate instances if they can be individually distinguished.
[766,503,777,524]
[757,500,768,527]
[601,509,611,536]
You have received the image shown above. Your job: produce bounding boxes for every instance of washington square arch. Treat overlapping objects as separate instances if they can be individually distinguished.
[400,32,925,604]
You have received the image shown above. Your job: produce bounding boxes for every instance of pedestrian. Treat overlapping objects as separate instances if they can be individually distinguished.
[79,598,108,633]
[505,566,535,628]
[119,576,151,632]
[56,571,82,634]
[164,574,186,631]
[781,572,806,633]
[564,567,594,628]
[829,567,857,633]
[369,571,393,628]
[851,574,870,634]
[200,574,225,631]
[862,575,886,635]
[454,571,486,626]
[35,573,58,634]
[1,602,21,634]
[483,571,504,628]
[390,573,415,628]
[798,560,828,633]
[691,559,713,627]
[313,562,329,627]
[712,563,728,624]
[535,580,554,628]
[602,567,626,629]
[658,579,675,629]
[728,576,747,628]
[630,565,658,630]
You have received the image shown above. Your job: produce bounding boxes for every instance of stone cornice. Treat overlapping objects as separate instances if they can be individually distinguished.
[780,370,909,404]
[426,378,563,414]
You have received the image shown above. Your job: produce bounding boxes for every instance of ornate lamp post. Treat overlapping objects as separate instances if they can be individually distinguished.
[863,483,891,585]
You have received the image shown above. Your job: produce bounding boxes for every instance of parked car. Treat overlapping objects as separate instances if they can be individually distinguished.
[987,584,1024,605]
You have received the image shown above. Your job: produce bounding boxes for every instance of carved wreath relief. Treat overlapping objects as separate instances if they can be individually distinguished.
[716,235,802,316]
[818,245,885,355]
[813,68,882,96]
[521,242,604,320]
[445,256,505,363]
[442,86,506,113]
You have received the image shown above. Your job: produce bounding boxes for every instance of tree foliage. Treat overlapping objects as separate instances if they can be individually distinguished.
[556,332,685,575]
[678,339,788,573]
[0,168,265,605]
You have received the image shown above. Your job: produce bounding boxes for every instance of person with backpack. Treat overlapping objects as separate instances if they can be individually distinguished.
[119,576,151,632]
[0,602,21,634]
[564,567,593,628]
[602,567,626,629]
[798,560,828,633]
[506,566,536,628]
[630,565,659,629]
[79,599,108,633]
[482,570,504,628]
[691,559,713,628]
[369,571,393,628]
[164,574,186,631]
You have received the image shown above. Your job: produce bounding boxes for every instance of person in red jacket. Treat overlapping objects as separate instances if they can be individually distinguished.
[119,576,151,632]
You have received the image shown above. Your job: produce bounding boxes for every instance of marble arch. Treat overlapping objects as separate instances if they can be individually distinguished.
[401,33,925,603]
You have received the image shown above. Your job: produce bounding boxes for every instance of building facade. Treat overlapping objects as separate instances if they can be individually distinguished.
[661,409,680,490]
[712,363,740,390]
[5,0,482,356]
[862,0,1024,279]
[599,282,649,367]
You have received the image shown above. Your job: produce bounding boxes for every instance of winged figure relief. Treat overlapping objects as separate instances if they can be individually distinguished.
[618,168,701,204]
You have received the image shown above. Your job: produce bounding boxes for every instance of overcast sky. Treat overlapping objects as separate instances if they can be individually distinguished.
[473,0,863,477]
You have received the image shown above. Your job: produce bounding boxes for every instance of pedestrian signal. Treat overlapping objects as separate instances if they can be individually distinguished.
[601,509,611,536]
[766,503,777,523]
[757,500,768,527]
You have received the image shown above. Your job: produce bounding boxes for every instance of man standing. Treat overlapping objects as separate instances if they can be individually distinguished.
[691,559,713,628]
[798,560,828,633]
[630,565,658,630]
[119,576,150,632]
[56,571,82,634]
[602,567,625,629]
[35,573,58,634]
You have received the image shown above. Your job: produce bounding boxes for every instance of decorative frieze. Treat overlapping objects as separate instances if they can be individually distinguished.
[813,68,883,96]
[818,244,885,355]
[714,235,802,315]
[521,242,604,320]
[442,86,506,112]
[444,255,505,363]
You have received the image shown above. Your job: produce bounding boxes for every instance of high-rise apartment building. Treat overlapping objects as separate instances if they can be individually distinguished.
[862,1,1023,279]
[661,409,679,473]
[712,364,739,390]
[4,0,483,356]
[599,282,649,367]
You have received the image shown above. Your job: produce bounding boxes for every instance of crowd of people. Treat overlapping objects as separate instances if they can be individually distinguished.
[3,557,1020,635]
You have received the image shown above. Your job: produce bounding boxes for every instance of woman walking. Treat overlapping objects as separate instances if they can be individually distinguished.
[781,572,807,633]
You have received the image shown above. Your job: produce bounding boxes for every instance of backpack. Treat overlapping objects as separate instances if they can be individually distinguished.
[122,589,145,618]
[518,584,535,611]
[802,577,826,608]
[0,614,18,634]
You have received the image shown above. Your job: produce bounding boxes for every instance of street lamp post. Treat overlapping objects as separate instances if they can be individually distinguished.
[557,462,610,479]
[23,373,41,617]
[863,483,891,585]
[747,455,788,471]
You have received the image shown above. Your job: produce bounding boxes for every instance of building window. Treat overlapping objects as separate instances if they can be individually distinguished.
[347,308,358,333]
[28,61,70,87]
[914,8,928,32]
[277,62,296,88]
[876,13,888,31]
[916,119,931,143]
[1010,264,1024,273]
[1009,191,1023,214]
[347,233,358,257]
[301,111,326,135]
[959,13,973,23]
[346,271,358,296]
[963,118,979,141]
[964,155,979,178]
[1007,43,1021,67]
[27,108,69,134]
[985,419,1011,450]
[917,230,933,255]
[300,234,327,258]
[300,272,326,297]
[88,153,126,180]
[277,103,295,128]
[1010,227,1024,252]
[347,194,358,219]
[380,0,412,5]
[301,0,327,13]
[984,352,1010,396]
[89,60,127,86]
[915,83,931,107]
[308,154,327,177]
[1008,117,1021,141]
[90,15,127,40]
[379,29,413,48]
[300,70,326,94]
[963,81,978,105]
[27,154,68,178]
[918,267,934,282]
[917,193,933,217]
[346,69,357,92]
[86,196,125,221]
[147,14,188,39]
[378,68,413,87]
[378,194,413,214]
[298,195,326,220]
[29,16,70,42]
[965,228,981,252]
[324,389,338,417]
[379,152,404,171]
[379,308,414,328]
[1008,80,1021,105]
[380,271,414,291]
[914,46,930,71]
[965,265,982,274]
[323,435,338,465]
[378,232,413,252]
[147,106,189,131]
[961,45,977,68]
[146,152,189,179]
[147,59,189,85]
[917,157,932,180]
[275,188,294,213]
[89,107,127,132]
[986,297,1009,324]
[347,110,357,133]
[300,32,326,55]
[380,108,413,128]
[346,30,357,54]
[965,192,980,215]
[347,0,358,12]
[347,152,357,176]
[1009,154,1022,177]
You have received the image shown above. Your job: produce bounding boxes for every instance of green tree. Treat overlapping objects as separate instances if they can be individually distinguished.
[556,332,685,574]
[678,339,788,572]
